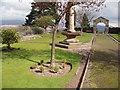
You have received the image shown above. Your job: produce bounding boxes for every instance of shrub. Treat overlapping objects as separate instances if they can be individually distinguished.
[0,29,20,49]
[62,63,66,68]
[40,60,44,64]
[38,60,44,65]
[39,66,45,73]
[38,63,41,65]
[54,66,59,73]
[34,16,55,28]
[14,25,33,36]
[31,27,45,34]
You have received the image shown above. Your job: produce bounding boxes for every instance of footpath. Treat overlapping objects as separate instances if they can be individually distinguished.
[82,34,119,88]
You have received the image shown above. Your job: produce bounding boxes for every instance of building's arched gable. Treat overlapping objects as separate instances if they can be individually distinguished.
[93,17,109,34]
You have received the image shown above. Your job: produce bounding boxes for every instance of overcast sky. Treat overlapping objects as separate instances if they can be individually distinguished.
[0,0,119,27]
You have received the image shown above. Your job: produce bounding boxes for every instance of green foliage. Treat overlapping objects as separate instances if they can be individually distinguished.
[40,60,44,64]
[14,25,33,36]
[81,13,90,28]
[31,27,45,34]
[63,59,66,63]
[34,16,55,28]
[25,4,56,26]
[62,63,66,68]
[1,29,20,49]
[54,66,59,73]
[14,25,26,33]
[39,66,45,73]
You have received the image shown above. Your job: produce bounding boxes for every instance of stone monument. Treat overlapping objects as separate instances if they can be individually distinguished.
[55,6,81,49]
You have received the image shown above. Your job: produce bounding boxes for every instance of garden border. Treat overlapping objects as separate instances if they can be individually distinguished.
[66,34,96,88]
[107,34,120,44]
[78,34,96,89]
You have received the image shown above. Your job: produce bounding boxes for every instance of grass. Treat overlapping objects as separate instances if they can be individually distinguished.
[56,31,93,43]
[110,34,119,41]
[76,32,93,42]
[2,32,93,88]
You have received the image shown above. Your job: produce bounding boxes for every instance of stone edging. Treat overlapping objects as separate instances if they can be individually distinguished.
[66,34,96,88]
[79,34,96,89]
[107,34,120,44]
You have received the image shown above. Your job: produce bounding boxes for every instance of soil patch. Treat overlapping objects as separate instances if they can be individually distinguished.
[30,62,72,77]
[1,48,20,52]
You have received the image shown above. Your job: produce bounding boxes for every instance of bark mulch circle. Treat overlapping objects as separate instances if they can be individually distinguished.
[30,62,72,77]
[1,48,20,52]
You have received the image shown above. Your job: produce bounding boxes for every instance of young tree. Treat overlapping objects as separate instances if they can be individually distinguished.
[1,29,20,49]
[32,0,106,67]
[81,13,90,28]
[32,27,45,34]
[33,16,55,34]
[80,13,90,35]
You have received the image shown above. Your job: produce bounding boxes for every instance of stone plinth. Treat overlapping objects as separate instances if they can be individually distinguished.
[55,32,81,49]
[62,32,81,39]
[61,32,81,43]
[55,42,92,49]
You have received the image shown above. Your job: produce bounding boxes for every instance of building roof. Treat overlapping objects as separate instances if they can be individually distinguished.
[93,16,109,22]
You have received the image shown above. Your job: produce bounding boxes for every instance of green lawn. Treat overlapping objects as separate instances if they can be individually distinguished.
[110,34,119,41]
[56,32,93,43]
[2,32,93,88]
[76,32,93,42]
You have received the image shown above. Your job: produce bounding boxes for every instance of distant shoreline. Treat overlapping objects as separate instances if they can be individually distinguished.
[0,25,20,30]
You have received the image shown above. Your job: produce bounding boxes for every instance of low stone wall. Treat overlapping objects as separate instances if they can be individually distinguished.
[21,35,42,41]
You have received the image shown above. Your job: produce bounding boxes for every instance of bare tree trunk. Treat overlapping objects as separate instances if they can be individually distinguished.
[7,43,11,49]
[81,27,83,36]
[50,24,58,67]
[45,27,49,34]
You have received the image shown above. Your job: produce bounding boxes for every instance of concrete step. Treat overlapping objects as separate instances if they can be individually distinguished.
[55,43,68,48]
[59,41,82,45]
[59,41,70,45]
[50,43,91,49]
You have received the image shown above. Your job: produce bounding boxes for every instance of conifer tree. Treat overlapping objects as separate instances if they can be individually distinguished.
[81,13,90,28]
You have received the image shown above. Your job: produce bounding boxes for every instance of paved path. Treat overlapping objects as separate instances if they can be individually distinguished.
[82,34,119,88]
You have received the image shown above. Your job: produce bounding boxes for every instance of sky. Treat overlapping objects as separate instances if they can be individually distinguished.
[0,0,119,28]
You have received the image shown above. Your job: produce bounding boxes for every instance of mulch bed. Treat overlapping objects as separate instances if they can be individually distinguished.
[1,48,20,52]
[30,62,72,77]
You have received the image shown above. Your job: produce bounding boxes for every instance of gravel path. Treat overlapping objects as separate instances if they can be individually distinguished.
[55,42,93,88]
[82,34,119,88]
